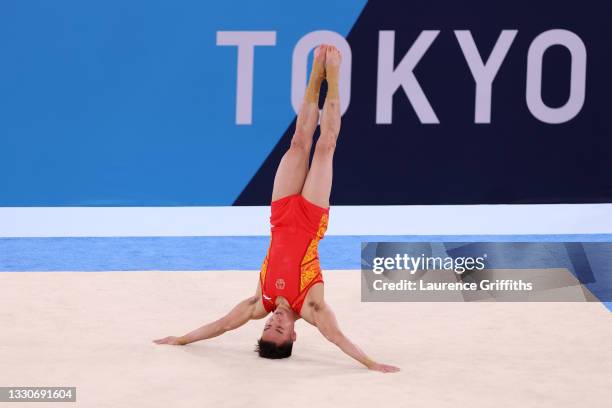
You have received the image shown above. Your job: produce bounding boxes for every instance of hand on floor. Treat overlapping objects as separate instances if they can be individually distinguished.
[369,362,400,373]
[153,336,184,345]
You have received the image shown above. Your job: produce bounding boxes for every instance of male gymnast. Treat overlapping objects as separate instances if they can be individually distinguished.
[154,45,399,373]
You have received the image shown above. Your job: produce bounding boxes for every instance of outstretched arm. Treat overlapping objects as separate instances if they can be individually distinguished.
[311,302,400,373]
[153,295,267,345]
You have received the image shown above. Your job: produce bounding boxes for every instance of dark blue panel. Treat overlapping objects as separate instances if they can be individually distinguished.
[236,0,612,205]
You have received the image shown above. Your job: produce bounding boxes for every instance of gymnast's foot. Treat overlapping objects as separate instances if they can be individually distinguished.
[304,44,327,103]
[324,45,341,100]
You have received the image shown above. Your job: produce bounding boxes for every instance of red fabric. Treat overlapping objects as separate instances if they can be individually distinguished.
[260,194,329,316]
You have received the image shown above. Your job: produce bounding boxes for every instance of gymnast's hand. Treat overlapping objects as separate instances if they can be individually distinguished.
[153,336,185,345]
[368,362,400,373]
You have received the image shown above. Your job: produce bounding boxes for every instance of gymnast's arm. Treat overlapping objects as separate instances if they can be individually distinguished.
[153,283,268,345]
[301,286,399,372]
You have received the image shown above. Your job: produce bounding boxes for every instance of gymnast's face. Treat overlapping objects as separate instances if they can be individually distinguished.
[261,306,296,345]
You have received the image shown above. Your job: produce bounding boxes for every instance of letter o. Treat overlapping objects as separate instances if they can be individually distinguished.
[526,29,587,124]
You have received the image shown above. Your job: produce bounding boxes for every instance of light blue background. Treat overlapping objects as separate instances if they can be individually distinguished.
[0,0,366,206]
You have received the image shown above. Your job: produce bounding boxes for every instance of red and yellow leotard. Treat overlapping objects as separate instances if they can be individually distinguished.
[259,194,329,317]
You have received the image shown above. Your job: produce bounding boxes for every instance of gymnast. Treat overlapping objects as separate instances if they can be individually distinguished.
[154,44,399,373]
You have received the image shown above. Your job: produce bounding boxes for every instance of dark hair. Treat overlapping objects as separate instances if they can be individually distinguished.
[255,339,293,359]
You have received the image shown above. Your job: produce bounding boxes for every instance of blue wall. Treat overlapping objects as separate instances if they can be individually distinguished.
[0,0,365,206]
[2,1,611,206]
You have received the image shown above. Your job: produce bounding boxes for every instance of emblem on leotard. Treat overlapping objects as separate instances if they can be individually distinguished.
[275,278,285,290]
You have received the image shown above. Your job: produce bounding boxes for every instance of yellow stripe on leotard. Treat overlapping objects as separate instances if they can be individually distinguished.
[300,213,328,291]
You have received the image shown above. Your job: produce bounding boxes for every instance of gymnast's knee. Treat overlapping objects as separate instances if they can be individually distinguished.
[314,136,336,156]
[289,131,313,153]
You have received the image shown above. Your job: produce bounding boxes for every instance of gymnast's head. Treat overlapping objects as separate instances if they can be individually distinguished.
[256,305,296,359]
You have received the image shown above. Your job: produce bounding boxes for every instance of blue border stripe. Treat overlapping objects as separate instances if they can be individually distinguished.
[3,235,611,310]
[2,234,612,272]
